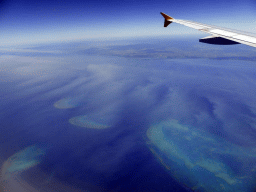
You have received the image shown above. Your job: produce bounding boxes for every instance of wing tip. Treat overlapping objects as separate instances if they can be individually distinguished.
[160,12,174,20]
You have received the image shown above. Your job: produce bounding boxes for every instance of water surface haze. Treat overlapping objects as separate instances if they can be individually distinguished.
[1,37,256,192]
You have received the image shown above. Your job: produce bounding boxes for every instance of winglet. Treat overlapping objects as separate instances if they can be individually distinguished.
[160,12,174,27]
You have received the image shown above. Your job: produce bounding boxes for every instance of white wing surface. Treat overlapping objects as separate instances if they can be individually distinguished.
[161,12,256,48]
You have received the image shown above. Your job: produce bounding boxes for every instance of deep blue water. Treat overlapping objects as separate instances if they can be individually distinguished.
[0,81,191,192]
[1,37,256,191]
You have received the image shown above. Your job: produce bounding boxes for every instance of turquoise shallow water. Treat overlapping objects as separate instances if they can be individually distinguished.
[54,98,80,109]
[147,120,256,192]
[2,145,46,180]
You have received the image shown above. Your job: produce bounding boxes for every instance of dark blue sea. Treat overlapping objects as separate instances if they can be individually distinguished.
[1,37,256,192]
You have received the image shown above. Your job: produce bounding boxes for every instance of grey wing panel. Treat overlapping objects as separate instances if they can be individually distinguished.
[172,19,256,48]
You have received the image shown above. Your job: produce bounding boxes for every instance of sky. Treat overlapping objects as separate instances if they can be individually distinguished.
[0,0,256,45]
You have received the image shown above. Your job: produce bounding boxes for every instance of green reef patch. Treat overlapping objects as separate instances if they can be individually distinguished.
[69,115,110,129]
[147,120,256,192]
[54,98,79,109]
[1,145,46,181]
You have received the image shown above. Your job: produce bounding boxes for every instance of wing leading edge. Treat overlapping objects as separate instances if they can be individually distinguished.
[160,12,256,48]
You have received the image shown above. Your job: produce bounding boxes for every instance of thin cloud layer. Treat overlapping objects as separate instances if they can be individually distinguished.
[1,37,256,191]
[2,41,256,145]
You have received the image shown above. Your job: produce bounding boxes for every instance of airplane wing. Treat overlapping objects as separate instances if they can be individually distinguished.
[161,12,256,48]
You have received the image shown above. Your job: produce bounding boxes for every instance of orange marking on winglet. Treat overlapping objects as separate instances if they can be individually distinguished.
[160,12,174,20]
